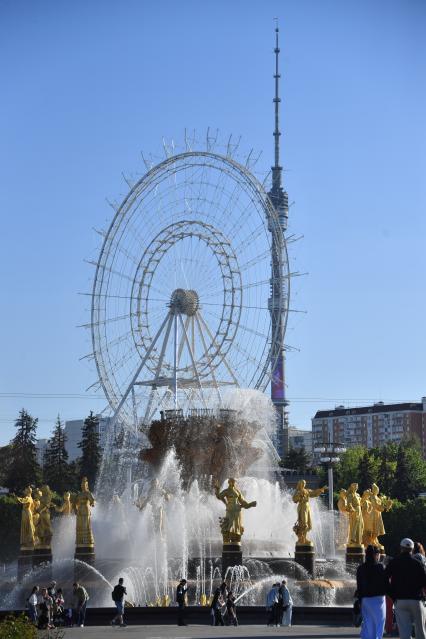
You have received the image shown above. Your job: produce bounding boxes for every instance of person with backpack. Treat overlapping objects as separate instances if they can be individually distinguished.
[111,577,127,628]
[279,579,293,627]
[72,582,89,628]
[356,545,389,639]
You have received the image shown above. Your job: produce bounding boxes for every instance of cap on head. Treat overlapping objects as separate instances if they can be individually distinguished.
[400,537,414,549]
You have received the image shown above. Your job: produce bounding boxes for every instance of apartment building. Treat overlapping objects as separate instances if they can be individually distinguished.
[312,397,426,458]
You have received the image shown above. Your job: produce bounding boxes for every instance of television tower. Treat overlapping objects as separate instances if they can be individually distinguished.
[267,26,290,457]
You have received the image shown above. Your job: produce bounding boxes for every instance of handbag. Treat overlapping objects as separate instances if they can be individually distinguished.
[353,598,362,627]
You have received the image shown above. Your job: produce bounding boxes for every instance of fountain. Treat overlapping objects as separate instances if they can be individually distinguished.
[0,389,367,617]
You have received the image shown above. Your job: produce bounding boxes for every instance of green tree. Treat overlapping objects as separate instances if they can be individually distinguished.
[78,411,102,489]
[376,442,398,496]
[357,450,378,492]
[43,415,71,494]
[334,446,366,490]
[384,497,426,556]
[0,444,12,487]
[393,440,426,501]
[280,446,310,473]
[5,409,41,494]
[0,495,21,563]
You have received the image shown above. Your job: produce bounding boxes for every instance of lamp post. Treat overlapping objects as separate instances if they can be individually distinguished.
[314,438,347,554]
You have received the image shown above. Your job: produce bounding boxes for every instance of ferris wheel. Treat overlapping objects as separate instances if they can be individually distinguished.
[90,141,290,428]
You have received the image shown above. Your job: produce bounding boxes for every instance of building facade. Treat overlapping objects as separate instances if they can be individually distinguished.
[312,397,426,459]
[64,416,113,461]
[288,427,312,456]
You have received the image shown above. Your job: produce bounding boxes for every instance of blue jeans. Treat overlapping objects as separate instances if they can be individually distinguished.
[28,603,37,623]
[76,602,87,626]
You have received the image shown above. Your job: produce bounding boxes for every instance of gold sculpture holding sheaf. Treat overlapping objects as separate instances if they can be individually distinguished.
[361,489,374,547]
[369,483,392,550]
[32,487,42,545]
[346,483,364,546]
[292,480,327,546]
[336,488,349,548]
[17,486,36,550]
[37,485,53,549]
[75,477,95,548]
[215,478,256,544]
[55,491,73,515]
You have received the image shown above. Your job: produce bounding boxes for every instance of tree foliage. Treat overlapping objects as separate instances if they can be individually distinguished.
[0,495,20,563]
[78,411,102,489]
[280,446,311,473]
[5,409,41,494]
[393,440,426,501]
[357,450,379,493]
[43,415,71,494]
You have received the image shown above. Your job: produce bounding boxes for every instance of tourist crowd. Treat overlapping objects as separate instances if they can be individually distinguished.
[356,538,426,639]
[26,580,89,629]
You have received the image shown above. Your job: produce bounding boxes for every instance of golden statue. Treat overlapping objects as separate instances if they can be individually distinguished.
[336,488,349,548]
[215,478,256,544]
[17,486,36,550]
[361,489,374,547]
[370,483,392,550]
[292,480,327,546]
[346,483,364,547]
[135,479,170,539]
[31,487,42,544]
[37,485,53,549]
[75,477,95,548]
[55,491,73,515]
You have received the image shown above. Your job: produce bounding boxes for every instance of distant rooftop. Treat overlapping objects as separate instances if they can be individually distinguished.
[314,401,424,419]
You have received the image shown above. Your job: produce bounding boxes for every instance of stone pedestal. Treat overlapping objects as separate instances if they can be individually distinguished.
[17,549,33,581]
[295,543,315,577]
[75,546,96,566]
[222,543,242,578]
[346,544,365,566]
[32,547,52,580]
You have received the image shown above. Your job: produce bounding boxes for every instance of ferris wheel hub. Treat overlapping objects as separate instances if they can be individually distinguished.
[169,288,199,316]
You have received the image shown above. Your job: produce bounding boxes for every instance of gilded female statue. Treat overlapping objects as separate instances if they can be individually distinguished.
[75,477,95,548]
[17,486,35,550]
[336,488,349,548]
[55,491,73,515]
[360,489,373,547]
[32,487,42,544]
[370,483,392,550]
[292,480,327,546]
[215,478,256,544]
[346,483,364,546]
[37,485,53,548]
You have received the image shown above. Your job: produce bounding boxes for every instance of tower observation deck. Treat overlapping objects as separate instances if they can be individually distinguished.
[267,26,289,457]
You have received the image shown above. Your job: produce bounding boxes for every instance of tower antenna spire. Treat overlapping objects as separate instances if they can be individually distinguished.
[272,20,282,191]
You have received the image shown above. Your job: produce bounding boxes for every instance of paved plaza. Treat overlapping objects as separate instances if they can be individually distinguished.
[61,625,359,638]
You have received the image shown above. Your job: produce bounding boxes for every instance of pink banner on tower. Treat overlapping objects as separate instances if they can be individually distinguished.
[271,357,285,401]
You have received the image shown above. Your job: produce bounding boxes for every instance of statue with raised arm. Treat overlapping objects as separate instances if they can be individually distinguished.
[346,483,364,546]
[370,483,392,550]
[361,489,374,547]
[17,486,36,550]
[215,478,256,544]
[135,478,170,539]
[31,487,42,545]
[75,477,95,548]
[292,480,327,545]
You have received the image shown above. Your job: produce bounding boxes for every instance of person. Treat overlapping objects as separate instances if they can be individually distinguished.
[386,538,426,639]
[54,588,65,626]
[72,582,89,628]
[111,577,127,628]
[219,581,229,599]
[266,583,278,626]
[176,578,187,626]
[356,545,389,639]
[279,579,293,627]
[38,587,54,630]
[225,591,238,626]
[413,541,426,567]
[47,580,57,599]
[211,587,224,626]
[27,586,39,624]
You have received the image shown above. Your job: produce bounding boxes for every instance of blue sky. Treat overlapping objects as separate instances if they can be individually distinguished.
[1,0,425,445]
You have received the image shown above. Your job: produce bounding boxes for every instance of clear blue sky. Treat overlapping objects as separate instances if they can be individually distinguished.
[1,0,425,445]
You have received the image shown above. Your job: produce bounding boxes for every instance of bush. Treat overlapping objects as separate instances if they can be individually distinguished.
[384,497,426,556]
[0,614,36,639]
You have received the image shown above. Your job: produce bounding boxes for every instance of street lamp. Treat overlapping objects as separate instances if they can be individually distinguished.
[313,440,347,511]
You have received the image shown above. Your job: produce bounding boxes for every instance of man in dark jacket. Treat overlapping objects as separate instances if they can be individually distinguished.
[386,537,426,639]
[176,579,188,626]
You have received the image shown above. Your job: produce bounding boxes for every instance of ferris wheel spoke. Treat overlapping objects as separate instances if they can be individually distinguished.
[196,312,240,386]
